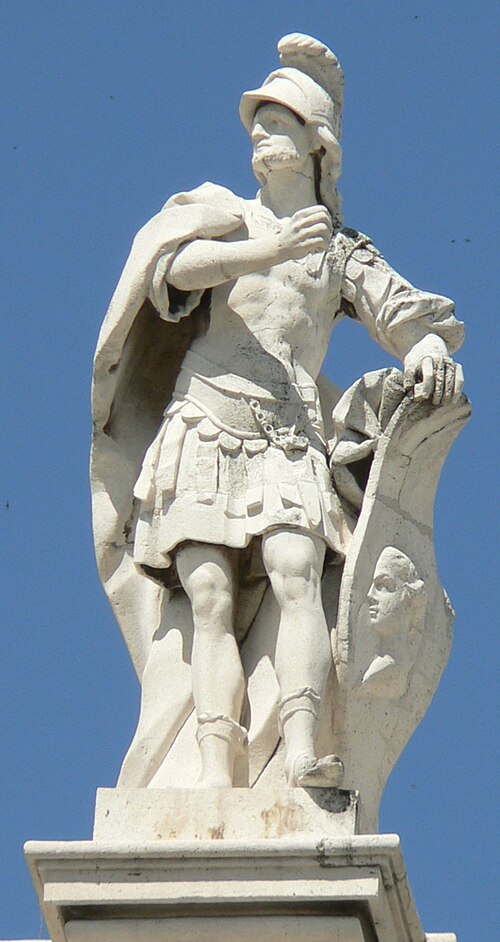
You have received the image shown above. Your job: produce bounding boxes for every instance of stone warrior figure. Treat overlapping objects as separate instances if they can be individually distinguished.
[91,34,465,794]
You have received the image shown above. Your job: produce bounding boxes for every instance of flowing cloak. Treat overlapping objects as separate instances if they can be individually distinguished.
[91,182,465,790]
[91,184,248,676]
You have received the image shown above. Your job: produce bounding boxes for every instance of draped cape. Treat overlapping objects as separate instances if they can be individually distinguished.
[91,182,466,794]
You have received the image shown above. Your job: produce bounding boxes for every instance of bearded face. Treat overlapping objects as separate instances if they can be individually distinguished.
[251,102,314,177]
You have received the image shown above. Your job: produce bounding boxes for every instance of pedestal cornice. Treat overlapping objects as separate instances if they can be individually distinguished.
[25,833,444,942]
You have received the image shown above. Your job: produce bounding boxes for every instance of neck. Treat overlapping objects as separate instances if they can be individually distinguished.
[258,160,318,217]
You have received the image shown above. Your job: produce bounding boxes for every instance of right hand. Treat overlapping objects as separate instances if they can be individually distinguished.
[277,206,333,260]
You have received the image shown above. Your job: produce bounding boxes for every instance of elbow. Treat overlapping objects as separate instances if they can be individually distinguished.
[166,253,200,291]
[168,246,223,291]
[167,268,201,292]
[168,271,221,292]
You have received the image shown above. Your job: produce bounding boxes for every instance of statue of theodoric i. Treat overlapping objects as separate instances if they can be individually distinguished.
[91,33,468,824]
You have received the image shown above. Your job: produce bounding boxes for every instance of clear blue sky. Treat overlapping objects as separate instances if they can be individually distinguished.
[1,2,497,939]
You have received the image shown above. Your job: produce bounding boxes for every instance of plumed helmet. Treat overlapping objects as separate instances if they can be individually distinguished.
[239,33,345,222]
[240,34,343,139]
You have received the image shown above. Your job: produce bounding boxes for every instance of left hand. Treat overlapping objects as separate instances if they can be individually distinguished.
[403,336,464,405]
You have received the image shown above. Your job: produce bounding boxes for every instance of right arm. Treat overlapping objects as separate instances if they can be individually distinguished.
[340,235,465,405]
[168,206,332,291]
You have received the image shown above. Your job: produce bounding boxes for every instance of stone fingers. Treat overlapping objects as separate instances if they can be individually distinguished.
[442,358,457,404]
[403,364,417,394]
[292,205,332,223]
[432,357,446,405]
[434,358,463,405]
[413,355,435,401]
[452,361,465,401]
[407,356,465,405]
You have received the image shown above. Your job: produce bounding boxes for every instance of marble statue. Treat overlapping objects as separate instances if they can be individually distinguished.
[91,34,470,826]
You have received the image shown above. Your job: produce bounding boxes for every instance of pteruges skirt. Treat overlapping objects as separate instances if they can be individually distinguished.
[132,352,354,575]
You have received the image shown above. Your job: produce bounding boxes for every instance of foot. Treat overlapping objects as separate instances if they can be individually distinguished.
[293,753,344,788]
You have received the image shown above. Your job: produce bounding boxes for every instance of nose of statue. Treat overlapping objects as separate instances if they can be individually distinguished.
[251,123,268,144]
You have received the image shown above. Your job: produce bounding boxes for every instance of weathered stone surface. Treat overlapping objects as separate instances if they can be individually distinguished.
[20,29,465,942]
[90,33,468,825]
[65,917,365,941]
[93,786,358,842]
[330,390,470,831]
[25,834,445,942]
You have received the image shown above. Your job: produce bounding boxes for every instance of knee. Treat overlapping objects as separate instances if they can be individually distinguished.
[270,569,319,608]
[182,562,233,627]
[263,539,322,608]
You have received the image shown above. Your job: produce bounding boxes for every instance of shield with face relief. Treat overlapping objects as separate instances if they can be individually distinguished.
[328,370,471,832]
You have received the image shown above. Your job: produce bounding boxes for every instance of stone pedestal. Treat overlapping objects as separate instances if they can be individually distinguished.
[24,787,456,942]
[93,786,358,842]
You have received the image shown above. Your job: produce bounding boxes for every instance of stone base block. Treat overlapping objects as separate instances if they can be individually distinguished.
[24,787,455,942]
[93,785,358,842]
[25,833,455,942]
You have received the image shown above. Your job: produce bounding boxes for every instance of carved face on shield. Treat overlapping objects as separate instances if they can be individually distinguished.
[367,547,426,638]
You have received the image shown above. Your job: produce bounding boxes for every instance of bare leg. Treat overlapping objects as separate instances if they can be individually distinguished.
[176,542,246,787]
[262,528,343,787]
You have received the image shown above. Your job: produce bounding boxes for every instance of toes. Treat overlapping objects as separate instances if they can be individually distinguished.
[294,754,344,788]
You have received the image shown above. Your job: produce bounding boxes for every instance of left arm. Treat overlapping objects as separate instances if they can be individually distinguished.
[340,235,465,404]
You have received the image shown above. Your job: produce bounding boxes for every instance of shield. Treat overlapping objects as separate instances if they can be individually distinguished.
[329,370,471,832]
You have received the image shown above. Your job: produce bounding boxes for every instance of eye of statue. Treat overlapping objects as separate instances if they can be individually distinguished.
[375,576,396,592]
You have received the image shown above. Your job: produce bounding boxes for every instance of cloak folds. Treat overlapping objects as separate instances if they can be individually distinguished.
[91,184,247,677]
[91,182,466,791]
[91,183,347,788]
